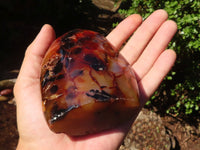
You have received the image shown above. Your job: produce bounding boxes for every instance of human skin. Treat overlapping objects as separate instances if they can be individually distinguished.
[14,9,177,150]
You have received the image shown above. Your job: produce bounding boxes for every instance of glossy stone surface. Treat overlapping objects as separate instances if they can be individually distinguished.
[40,29,140,136]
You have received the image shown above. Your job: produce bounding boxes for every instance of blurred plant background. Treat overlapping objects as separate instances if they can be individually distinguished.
[116,0,200,123]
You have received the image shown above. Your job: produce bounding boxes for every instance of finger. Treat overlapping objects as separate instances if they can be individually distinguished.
[121,9,168,63]
[14,24,56,135]
[133,20,177,81]
[138,50,176,105]
[27,24,56,59]
[106,14,142,51]
[18,24,56,79]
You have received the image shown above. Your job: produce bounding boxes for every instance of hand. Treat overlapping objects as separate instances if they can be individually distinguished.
[14,9,177,150]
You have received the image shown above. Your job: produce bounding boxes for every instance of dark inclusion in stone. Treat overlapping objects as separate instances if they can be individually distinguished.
[42,77,56,88]
[44,70,50,79]
[41,70,57,88]
[41,78,47,88]
[61,37,75,50]
[86,89,112,102]
[58,48,67,60]
[72,47,82,55]
[60,29,82,50]
[41,70,49,87]
[53,59,63,75]
[77,36,91,44]
[84,54,105,71]
[50,104,79,123]
[50,85,58,94]
[56,74,65,80]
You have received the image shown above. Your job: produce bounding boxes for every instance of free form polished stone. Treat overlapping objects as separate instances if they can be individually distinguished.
[40,29,140,136]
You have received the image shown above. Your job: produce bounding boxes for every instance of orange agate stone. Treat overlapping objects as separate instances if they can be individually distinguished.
[40,29,140,136]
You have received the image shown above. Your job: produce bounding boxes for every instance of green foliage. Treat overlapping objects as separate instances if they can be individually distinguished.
[118,0,200,116]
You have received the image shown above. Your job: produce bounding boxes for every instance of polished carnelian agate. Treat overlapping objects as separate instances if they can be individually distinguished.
[40,29,140,136]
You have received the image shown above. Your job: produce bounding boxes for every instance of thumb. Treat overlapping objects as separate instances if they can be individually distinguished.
[14,24,56,137]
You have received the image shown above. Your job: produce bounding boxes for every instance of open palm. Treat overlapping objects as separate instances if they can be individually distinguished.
[14,10,177,150]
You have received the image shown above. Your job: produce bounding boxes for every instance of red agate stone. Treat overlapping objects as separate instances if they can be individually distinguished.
[40,29,140,136]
